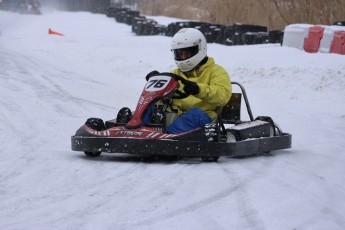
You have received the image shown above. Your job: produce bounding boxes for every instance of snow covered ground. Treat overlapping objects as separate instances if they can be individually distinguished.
[1,10,345,230]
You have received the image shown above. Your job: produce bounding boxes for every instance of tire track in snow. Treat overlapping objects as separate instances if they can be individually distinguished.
[120,157,273,230]
[0,48,113,161]
[219,161,267,230]
[0,51,40,154]
[0,46,121,201]
[1,49,115,118]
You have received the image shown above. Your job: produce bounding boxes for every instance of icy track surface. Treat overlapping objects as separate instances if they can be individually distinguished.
[1,10,345,230]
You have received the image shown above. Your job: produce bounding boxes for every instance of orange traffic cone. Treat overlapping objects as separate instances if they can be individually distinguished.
[48,28,64,36]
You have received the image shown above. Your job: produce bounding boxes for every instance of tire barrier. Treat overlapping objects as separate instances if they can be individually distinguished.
[230,24,268,45]
[133,18,166,36]
[107,7,166,35]
[165,21,211,37]
[268,30,284,44]
[107,7,275,45]
[283,24,345,55]
[244,32,269,45]
[109,7,140,25]
[333,21,345,26]
[166,22,269,46]
[107,6,345,50]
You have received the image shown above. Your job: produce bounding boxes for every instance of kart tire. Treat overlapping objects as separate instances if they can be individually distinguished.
[84,151,102,157]
[85,118,105,131]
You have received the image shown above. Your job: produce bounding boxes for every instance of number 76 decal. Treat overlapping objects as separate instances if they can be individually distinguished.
[145,76,171,91]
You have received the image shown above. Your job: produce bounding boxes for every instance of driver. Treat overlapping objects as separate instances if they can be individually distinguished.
[116,28,232,134]
[145,28,232,134]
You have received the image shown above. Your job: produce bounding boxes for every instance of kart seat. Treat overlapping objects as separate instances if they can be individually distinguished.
[218,93,242,124]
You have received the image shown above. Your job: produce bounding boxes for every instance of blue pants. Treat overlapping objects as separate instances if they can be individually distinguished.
[143,107,211,134]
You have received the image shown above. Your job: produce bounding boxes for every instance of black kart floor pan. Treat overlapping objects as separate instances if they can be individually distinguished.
[71,133,291,158]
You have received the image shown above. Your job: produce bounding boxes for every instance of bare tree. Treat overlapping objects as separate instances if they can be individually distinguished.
[138,0,345,30]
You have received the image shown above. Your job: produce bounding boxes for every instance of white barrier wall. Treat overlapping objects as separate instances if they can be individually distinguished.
[319,26,344,53]
[282,24,311,50]
[283,24,345,54]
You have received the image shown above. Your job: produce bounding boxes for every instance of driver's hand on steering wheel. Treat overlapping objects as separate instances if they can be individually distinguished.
[146,70,160,81]
[183,80,200,95]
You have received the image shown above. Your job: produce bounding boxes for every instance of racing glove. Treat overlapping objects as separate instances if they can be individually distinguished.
[183,80,200,95]
[145,70,160,81]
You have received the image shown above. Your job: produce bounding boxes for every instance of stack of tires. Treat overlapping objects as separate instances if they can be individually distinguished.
[165,21,210,37]
[132,18,165,36]
[165,22,271,46]
[229,24,268,45]
[199,24,226,43]
[107,6,286,46]
[113,8,140,25]
[107,6,166,36]
[268,30,284,44]
[333,21,345,26]
[106,6,121,17]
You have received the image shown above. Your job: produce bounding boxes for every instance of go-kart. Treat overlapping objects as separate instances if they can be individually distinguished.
[71,72,291,162]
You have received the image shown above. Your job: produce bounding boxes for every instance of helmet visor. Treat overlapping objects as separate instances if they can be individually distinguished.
[173,45,199,61]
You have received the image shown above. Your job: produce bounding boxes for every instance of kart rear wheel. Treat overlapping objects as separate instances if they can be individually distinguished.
[84,151,102,157]
[201,156,219,162]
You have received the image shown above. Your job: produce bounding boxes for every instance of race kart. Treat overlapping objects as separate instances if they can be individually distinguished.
[71,72,292,162]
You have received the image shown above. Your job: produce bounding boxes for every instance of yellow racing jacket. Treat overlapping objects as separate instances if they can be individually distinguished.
[171,57,232,122]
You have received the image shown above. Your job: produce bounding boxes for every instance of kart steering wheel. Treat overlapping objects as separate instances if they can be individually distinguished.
[152,72,190,99]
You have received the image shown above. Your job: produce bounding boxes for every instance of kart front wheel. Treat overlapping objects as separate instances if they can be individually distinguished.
[84,151,102,157]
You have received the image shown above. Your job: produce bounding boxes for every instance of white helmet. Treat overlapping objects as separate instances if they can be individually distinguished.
[171,28,207,72]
